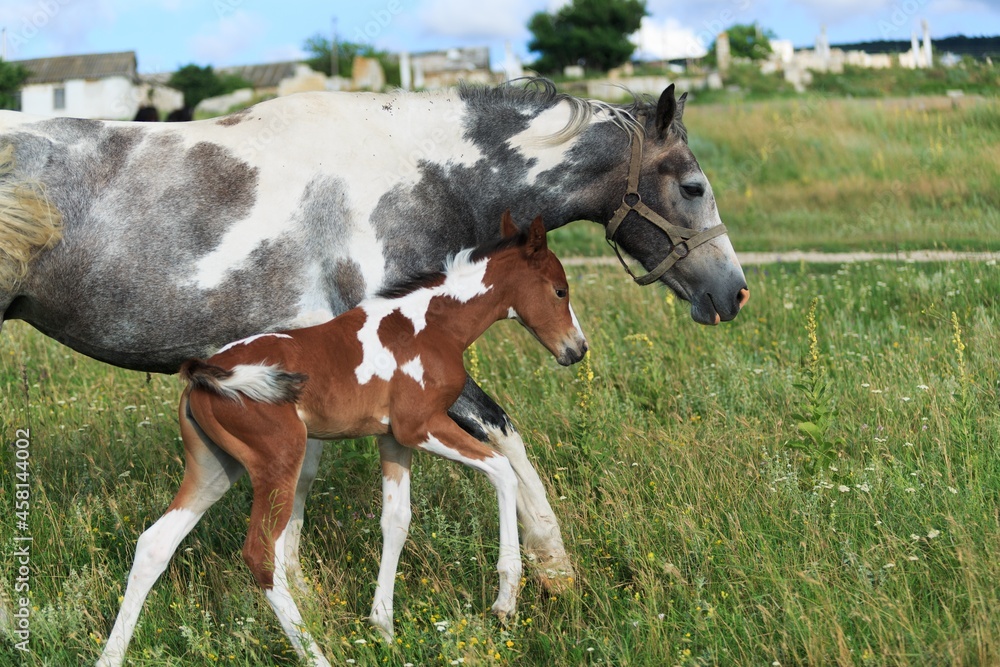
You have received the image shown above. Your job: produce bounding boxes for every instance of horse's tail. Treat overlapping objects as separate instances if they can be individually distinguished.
[180,359,307,404]
[0,144,63,292]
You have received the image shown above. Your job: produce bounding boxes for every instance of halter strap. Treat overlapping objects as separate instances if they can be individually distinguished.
[605,135,729,286]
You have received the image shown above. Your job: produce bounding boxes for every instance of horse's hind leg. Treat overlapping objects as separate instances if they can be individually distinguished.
[97,394,245,667]
[450,378,573,593]
[283,438,325,593]
[369,435,413,641]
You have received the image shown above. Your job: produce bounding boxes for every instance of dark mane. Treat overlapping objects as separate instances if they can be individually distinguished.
[375,233,527,301]
[468,233,524,263]
[458,77,573,114]
[376,271,447,300]
[457,77,687,145]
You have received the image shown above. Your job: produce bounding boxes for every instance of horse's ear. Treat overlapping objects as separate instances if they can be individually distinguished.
[526,215,547,257]
[500,209,518,239]
[676,91,688,122]
[655,84,677,140]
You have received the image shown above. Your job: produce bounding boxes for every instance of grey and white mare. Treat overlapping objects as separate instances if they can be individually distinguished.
[0,80,748,664]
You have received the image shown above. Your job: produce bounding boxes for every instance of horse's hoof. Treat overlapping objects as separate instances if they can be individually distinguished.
[529,556,576,595]
[368,615,394,643]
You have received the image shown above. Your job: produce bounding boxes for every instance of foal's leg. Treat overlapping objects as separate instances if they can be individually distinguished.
[284,438,325,593]
[369,435,413,641]
[97,396,245,667]
[413,414,522,619]
[450,378,573,592]
[191,395,331,667]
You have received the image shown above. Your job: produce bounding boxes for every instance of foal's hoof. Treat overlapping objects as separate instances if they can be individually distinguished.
[490,602,516,626]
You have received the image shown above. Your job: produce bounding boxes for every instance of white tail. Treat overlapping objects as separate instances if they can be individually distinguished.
[181,360,306,404]
[0,144,63,291]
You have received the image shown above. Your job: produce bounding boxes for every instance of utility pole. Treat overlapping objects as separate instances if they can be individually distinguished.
[1,28,7,61]
[331,16,339,78]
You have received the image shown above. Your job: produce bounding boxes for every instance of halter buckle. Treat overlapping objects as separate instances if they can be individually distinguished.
[673,241,689,259]
[622,192,641,207]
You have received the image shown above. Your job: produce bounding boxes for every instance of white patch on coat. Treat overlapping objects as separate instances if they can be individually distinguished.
[354,252,492,384]
[400,357,425,388]
[191,180,304,290]
[217,332,292,354]
[569,303,584,340]
[355,303,399,385]
[507,307,519,320]
[507,102,581,184]
[396,250,492,334]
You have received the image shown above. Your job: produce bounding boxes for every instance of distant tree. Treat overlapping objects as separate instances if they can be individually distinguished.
[527,0,647,74]
[708,23,775,65]
[302,35,400,86]
[0,60,30,110]
[168,64,250,110]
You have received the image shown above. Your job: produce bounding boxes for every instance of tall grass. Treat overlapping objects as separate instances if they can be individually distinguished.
[2,258,998,665]
[548,96,1000,258]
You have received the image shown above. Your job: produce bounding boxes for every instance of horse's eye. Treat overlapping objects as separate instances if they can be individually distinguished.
[555,288,568,299]
[681,182,705,199]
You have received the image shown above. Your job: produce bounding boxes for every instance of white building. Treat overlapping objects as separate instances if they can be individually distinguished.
[12,51,180,120]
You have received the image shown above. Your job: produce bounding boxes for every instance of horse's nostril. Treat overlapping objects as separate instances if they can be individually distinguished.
[737,287,750,308]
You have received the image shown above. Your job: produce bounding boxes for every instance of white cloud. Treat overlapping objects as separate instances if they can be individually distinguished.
[631,16,708,60]
[419,0,532,39]
[261,44,308,63]
[791,0,894,24]
[1,0,117,58]
[188,9,266,66]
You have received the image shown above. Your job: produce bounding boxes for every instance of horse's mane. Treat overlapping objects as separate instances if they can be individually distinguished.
[375,234,526,301]
[457,77,686,146]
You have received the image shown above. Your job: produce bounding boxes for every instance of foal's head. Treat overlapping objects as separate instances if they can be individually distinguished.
[487,211,588,366]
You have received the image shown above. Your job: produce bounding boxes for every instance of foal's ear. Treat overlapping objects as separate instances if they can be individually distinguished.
[526,215,547,257]
[500,209,519,238]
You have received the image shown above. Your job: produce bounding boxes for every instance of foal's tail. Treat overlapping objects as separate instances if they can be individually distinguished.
[0,144,63,292]
[180,359,307,404]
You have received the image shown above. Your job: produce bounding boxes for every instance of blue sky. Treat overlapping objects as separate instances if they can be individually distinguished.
[2,0,998,73]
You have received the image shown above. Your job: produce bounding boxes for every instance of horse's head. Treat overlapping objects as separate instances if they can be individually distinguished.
[495,211,588,366]
[606,85,749,325]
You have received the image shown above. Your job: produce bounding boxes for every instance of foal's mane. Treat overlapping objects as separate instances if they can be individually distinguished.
[457,77,687,146]
[375,234,526,301]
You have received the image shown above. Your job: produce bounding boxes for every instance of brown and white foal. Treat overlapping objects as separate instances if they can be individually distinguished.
[97,213,587,667]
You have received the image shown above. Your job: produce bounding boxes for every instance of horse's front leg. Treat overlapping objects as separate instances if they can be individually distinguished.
[449,378,574,593]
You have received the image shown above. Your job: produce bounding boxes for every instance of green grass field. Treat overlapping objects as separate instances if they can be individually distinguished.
[2,256,998,666]
[2,92,998,666]
[548,95,1000,258]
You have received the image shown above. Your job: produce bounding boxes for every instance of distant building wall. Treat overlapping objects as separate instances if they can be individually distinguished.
[20,76,137,119]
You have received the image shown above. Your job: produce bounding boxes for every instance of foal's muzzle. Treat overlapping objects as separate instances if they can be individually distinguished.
[557,340,588,366]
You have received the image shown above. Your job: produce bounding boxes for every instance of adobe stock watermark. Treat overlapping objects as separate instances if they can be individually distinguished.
[691,0,754,55]
[4,0,74,57]
[877,0,931,38]
[351,0,405,43]
[11,428,33,653]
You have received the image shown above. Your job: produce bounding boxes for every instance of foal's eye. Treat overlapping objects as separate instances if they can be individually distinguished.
[555,288,568,299]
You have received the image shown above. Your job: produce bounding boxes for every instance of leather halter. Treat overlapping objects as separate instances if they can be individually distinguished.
[605,135,729,286]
